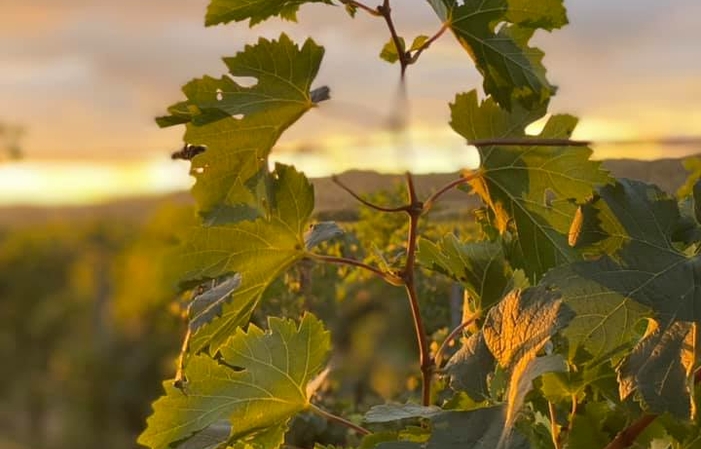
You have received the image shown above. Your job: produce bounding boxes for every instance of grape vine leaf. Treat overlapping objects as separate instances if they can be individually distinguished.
[418,235,513,311]
[618,321,695,418]
[138,314,330,449]
[450,90,611,280]
[428,0,567,109]
[157,35,324,223]
[205,0,333,27]
[482,286,573,370]
[566,403,615,449]
[543,180,701,417]
[444,333,495,401]
[177,164,314,354]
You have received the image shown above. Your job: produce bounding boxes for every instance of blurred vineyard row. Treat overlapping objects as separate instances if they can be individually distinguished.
[0,187,476,449]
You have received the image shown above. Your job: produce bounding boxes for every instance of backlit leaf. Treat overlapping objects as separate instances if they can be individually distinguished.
[138,314,330,449]
[450,90,611,280]
[543,180,701,417]
[418,235,513,311]
[205,0,333,27]
[618,321,695,418]
[177,164,314,353]
[428,0,567,109]
[444,332,495,401]
[482,286,573,369]
[158,35,324,223]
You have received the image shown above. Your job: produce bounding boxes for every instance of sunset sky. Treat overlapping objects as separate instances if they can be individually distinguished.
[2,0,700,205]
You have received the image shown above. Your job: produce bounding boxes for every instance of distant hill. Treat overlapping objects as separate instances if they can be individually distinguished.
[0,155,695,227]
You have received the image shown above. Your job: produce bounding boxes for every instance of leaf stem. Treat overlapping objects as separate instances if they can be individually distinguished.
[409,22,449,64]
[433,313,480,367]
[306,252,403,286]
[423,171,477,213]
[310,403,371,435]
[548,401,562,449]
[469,138,591,147]
[332,175,409,213]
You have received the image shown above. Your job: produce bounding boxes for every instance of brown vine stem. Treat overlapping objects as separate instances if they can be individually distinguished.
[310,403,371,436]
[602,414,657,449]
[433,313,480,367]
[401,172,433,406]
[306,253,403,286]
[377,0,409,78]
[332,175,409,213]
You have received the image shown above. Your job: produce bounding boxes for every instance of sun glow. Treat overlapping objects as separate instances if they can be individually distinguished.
[0,159,192,206]
[2,116,698,207]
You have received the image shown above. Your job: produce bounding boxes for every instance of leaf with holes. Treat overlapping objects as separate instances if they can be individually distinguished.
[205,0,334,27]
[450,90,611,280]
[138,314,330,449]
[428,0,567,109]
[158,34,324,223]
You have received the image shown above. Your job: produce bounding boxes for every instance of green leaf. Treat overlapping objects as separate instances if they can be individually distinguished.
[409,35,430,52]
[450,90,611,280]
[418,235,513,311]
[566,402,615,449]
[444,333,495,401]
[428,0,567,109]
[177,164,313,353]
[380,37,405,64]
[205,0,333,27]
[482,286,573,369]
[138,314,330,449]
[618,321,695,418]
[158,35,324,222]
[364,403,442,423]
[542,260,650,363]
[678,156,701,198]
[544,180,701,417]
[544,180,701,364]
